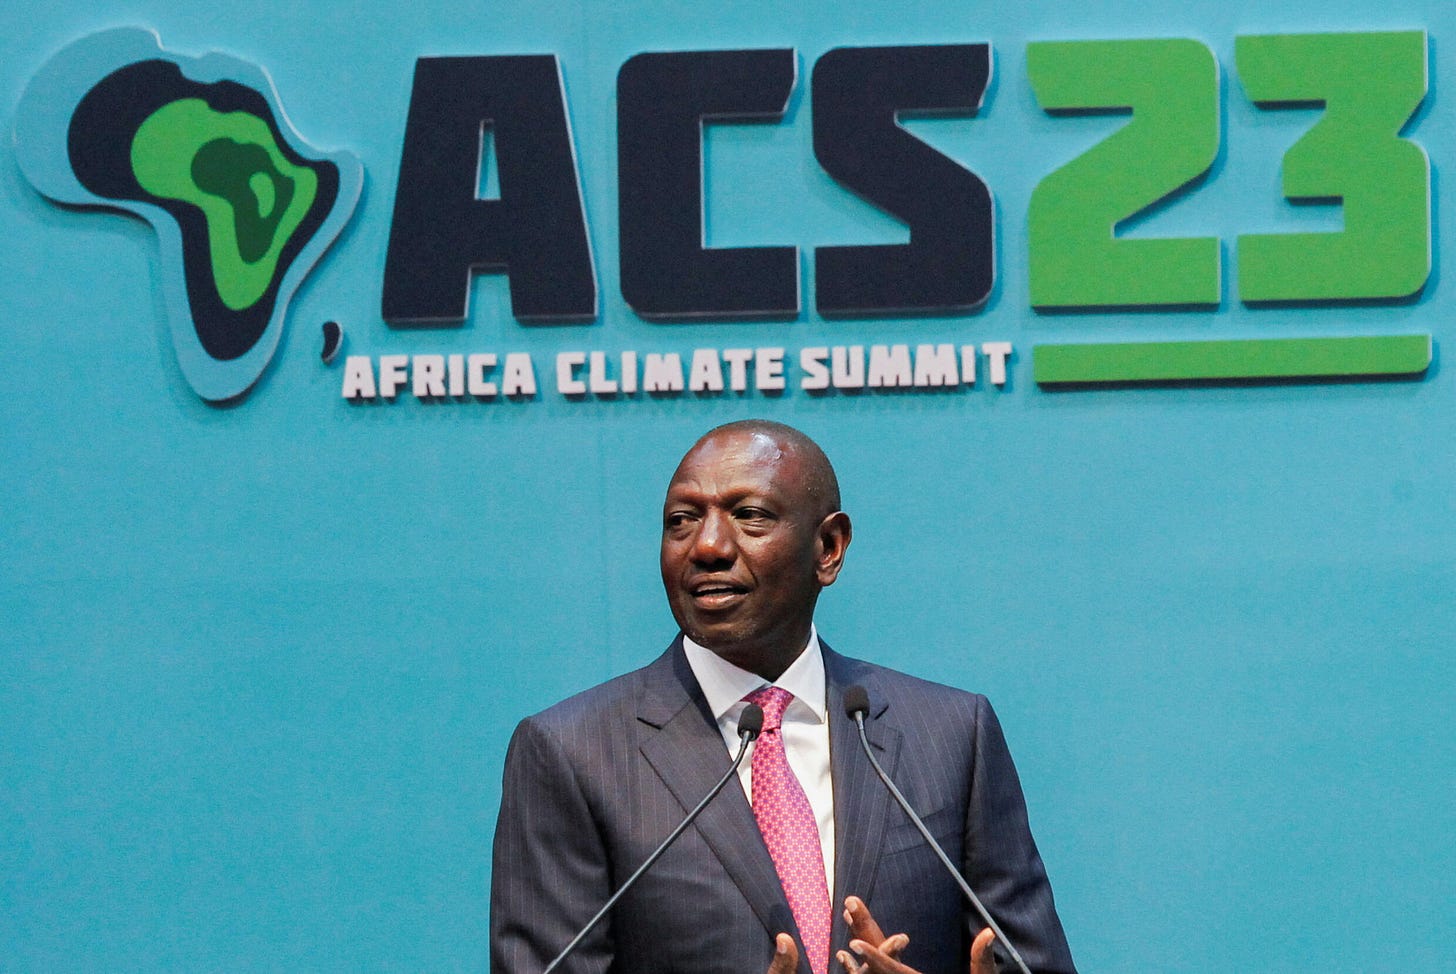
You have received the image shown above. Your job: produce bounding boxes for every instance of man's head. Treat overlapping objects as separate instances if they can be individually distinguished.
[660,420,852,680]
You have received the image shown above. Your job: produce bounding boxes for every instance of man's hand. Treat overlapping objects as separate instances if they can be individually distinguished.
[834,897,998,974]
[836,895,909,974]
[969,927,997,974]
[766,933,800,974]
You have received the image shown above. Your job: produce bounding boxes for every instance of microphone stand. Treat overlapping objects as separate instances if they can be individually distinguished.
[542,704,765,974]
[845,689,1033,974]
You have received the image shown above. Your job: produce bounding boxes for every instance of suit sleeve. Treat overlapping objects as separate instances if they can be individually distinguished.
[491,715,615,974]
[964,696,1077,974]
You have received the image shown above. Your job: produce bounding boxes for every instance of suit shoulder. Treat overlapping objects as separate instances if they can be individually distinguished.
[832,652,994,736]
[873,663,987,701]
[518,664,650,735]
[884,669,989,725]
[837,652,989,705]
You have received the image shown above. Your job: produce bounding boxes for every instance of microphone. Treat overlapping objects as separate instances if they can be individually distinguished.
[542,703,765,974]
[842,686,1033,974]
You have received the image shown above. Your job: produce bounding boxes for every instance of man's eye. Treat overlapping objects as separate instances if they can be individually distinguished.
[665,512,695,529]
[734,507,773,521]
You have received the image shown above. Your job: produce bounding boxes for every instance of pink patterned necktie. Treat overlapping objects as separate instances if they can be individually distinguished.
[745,686,830,974]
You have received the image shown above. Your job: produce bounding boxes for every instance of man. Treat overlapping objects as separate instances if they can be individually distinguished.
[491,421,1076,974]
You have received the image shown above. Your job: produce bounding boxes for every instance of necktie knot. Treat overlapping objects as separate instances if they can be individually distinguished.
[745,685,794,730]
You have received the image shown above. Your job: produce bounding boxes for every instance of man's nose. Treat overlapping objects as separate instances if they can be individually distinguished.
[691,510,737,564]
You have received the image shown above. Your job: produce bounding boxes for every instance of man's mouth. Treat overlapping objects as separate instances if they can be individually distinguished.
[688,581,748,607]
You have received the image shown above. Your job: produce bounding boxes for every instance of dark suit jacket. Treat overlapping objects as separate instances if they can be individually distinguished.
[490,639,1076,974]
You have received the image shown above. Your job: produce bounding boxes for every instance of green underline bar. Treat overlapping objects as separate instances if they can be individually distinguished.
[1033,334,1432,385]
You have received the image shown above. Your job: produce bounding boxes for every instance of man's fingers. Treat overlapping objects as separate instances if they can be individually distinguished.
[969,928,997,974]
[842,896,888,947]
[837,948,865,974]
[766,934,800,974]
[845,939,917,974]
[767,934,800,974]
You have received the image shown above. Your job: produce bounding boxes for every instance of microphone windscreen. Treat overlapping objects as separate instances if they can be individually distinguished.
[738,703,764,740]
[843,685,870,718]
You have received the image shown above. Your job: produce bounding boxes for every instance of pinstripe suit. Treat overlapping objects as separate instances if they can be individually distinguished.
[490,639,1076,974]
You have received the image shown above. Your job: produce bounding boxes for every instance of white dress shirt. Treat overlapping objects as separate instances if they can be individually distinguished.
[682,628,836,892]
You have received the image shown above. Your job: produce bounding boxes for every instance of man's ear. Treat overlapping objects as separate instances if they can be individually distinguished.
[815,511,852,586]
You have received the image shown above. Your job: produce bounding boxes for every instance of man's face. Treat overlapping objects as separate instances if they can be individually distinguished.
[660,429,845,678]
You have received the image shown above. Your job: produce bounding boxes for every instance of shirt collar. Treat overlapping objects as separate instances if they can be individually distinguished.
[682,625,827,725]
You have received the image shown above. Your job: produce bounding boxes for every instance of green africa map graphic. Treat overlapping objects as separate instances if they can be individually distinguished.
[15,28,362,401]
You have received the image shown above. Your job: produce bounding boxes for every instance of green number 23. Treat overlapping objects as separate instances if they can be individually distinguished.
[1027,31,1429,309]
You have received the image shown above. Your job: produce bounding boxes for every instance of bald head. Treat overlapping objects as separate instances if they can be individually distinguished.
[680,420,842,520]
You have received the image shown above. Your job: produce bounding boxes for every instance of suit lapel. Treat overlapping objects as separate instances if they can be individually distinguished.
[636,642,801,956]
[824,647,902,954]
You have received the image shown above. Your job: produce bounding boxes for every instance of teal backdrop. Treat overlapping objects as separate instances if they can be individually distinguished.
[3,1,1453,971]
